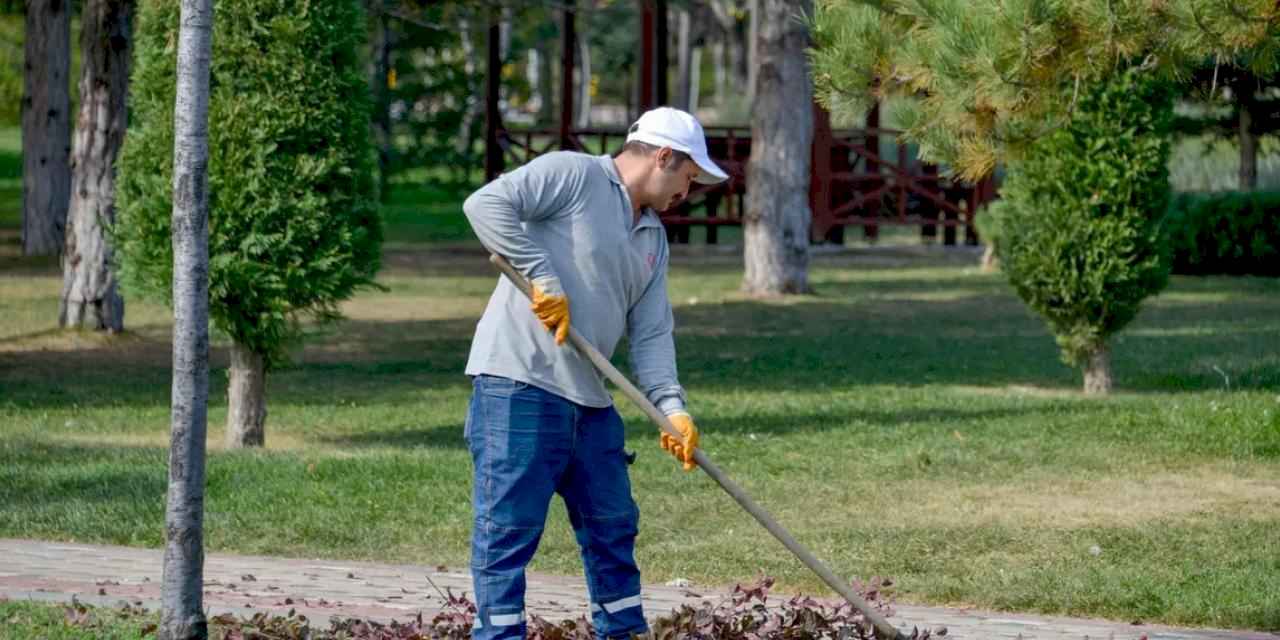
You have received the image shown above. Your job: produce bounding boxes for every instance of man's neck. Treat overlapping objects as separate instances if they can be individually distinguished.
[613,156,647,224]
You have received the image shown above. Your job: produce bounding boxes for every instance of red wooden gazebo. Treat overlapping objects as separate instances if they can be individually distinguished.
[482,1,996,245]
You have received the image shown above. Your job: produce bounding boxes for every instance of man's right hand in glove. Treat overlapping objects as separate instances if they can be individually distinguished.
[661,412,699,472]
[531,276,570,345]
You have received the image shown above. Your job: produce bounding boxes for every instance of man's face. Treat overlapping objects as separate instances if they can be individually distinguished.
[650,148,702,212]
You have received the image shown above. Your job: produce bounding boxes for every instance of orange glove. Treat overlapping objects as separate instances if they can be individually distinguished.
[530,277,570,345]
[661,412,699,472]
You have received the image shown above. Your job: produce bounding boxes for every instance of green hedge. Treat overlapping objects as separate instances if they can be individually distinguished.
[1167,191,1280,276]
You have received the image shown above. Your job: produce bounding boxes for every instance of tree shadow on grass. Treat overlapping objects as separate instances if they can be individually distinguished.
[0,439,167,512]
[2,274,1278,415]
[665,292,1280,394]
[0,318,479,411]
[315,421,467,450]
[668,403,1099,437]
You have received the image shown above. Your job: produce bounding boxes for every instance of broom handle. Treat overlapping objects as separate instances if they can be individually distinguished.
[489,254,907,640]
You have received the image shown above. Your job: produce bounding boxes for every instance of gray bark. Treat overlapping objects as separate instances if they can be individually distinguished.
[746,0,759,106]
[159,0,212,637]
[60,0,132,333]
[712,39,726,104]
[675,8,692,111]
[224,340,267,449]
[741,0,813,296]
[22,0,73,256]
[527,49,544,121]
[1083,344,1112,395]
[707,0,746,95]
[688,47,702,112]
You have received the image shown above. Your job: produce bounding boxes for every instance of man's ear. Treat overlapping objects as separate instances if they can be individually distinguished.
[655,147,673,170]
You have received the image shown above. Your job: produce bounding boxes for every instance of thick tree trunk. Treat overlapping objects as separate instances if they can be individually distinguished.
[60,0,132,333]
[741,0,813,296]
[22,0,73,256]
[225,341,267,449]
[1082,344,1112,395]
[160,0,212,636]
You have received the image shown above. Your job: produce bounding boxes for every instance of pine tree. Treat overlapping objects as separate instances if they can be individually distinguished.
[117,0,381,447]
[810,0,1280,180]
[810,0,1280,393]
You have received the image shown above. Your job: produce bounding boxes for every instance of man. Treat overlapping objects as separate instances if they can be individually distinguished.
[461,107,728,640]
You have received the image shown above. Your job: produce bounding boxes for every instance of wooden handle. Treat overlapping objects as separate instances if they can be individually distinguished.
[488,254,908,640]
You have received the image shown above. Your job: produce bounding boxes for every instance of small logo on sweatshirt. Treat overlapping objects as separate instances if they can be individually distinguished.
[647,253,657,270]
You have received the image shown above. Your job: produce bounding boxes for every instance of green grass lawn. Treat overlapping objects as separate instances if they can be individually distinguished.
[2,245,1278,631]
[0,601,157,640]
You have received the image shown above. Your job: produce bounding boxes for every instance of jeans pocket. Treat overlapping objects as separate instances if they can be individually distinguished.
[477,375,532,398]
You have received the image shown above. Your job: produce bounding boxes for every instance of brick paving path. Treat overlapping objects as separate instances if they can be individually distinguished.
[1,539,1273,639]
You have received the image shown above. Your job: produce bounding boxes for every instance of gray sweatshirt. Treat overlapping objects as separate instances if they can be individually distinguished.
[463,151,687,415]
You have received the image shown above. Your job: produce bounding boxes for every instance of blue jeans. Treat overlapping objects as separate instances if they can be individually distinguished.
[466,375,648,640]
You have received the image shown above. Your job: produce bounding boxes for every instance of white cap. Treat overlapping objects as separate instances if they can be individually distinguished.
[626,107,729,184]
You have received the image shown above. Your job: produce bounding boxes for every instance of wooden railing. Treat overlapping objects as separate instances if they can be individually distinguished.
[496,122,996,244]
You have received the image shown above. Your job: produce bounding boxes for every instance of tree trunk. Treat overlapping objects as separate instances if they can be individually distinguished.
[22,0,73,256]
[706,0,737,103]
[456,16,480,156]
[536,45,553,124]
[59,0,132,333]
[576,25,591,128]
[1082,343,1112,395]
[675,8,692,111]
[160,0,212,636]
[741,0,813,296]
[1237,76,1258,190]
[496,6,512,114]
[499,6,512,65]
[527,49,543,122]
[225,340,267,449]
[368,3,392,199]
[979,243,998,272]
[689,47,702,112]
[713,39,726,105]
[729,10,748,95]
[746,0,759,106]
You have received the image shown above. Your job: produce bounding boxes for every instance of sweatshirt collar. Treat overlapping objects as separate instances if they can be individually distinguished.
[599,154,662,231]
